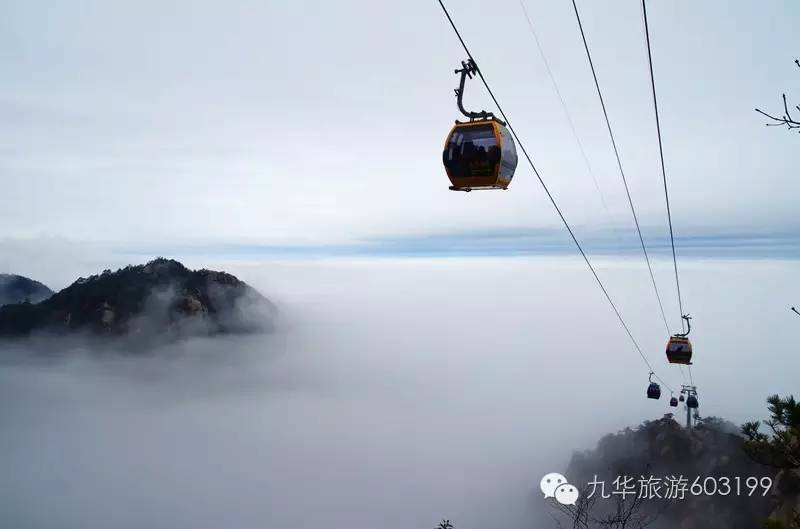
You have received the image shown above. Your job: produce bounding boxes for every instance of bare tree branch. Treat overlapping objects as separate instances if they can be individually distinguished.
[756,59,800,133]
[549,485,661,529]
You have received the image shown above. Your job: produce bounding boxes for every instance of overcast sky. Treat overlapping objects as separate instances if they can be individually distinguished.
[1,0,798,252]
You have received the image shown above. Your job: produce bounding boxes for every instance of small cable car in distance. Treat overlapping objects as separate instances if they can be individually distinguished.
[442,59,518,192]
[680,385,699,409]
[647,372,661,400]
[666,315,693,365]
[670,395,678,407]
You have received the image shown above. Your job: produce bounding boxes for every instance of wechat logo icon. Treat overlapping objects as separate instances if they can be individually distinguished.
[541,472,580,506]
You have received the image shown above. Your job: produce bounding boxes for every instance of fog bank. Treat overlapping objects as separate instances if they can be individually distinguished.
[1,256,796,529]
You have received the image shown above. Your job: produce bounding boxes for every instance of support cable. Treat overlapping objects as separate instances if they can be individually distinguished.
[570,0,671,337]
[641,0,686,333]
[436,0,674,393]
[518,0,611,215]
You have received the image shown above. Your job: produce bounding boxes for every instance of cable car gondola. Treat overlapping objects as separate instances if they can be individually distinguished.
[686,394,699,409]
[646,372,661,400]
[442,59,518,192]
[666,336,692,364]
[669,395,678,407]
[666,315,693,365]
[679,394,685,402]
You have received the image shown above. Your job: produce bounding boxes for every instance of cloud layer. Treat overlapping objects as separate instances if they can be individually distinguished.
[1,256,797,528]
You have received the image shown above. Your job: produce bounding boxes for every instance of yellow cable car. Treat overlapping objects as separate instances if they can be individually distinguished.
[666,335,692,365]
[666,315,693,365]
[442,59,518,192]
[443,119,517,191]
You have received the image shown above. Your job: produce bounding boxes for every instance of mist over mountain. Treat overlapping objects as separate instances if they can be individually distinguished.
[0,274,53,306]
[0,257,796,529]
[554,415,776,529]
[0,258,275,347]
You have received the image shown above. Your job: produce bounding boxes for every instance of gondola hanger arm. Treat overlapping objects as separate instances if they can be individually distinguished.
[676,314,691,337]
[453,59,505,125]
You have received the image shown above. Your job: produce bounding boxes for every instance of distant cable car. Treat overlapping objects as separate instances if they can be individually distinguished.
[666,315,693,365]
[670,396,678,407]
[686,394,699,409]
[679,394,685,402]
[647,372,661,400]
[442,59,518,192]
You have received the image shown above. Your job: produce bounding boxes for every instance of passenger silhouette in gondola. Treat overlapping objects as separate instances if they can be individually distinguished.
[476,145,488,174]
[463,142,477,177]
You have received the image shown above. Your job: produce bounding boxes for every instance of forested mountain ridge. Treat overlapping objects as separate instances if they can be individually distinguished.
[555,415,777,529]
[0,258,275,341]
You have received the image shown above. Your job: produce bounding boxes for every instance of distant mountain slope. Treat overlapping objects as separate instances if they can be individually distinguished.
[0,274,53,306]
[562,415,773,529]
[0,258,275,341]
